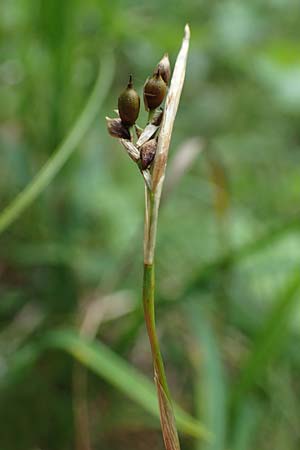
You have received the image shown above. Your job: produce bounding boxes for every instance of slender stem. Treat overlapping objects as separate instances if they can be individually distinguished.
[141,26,190,450]
[143,262,170,400]
[143,187,180,450]
[144,187,160,265]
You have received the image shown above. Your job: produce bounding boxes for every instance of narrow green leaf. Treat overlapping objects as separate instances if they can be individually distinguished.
[188,303,227,450]
[232,270,300,407]
[184,215,300,297]
[231,399,261,450]
[0,52,115,235]
[0,329,210,441]
[44,330,210,440]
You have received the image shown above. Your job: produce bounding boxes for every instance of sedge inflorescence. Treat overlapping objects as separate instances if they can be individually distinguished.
[106,54,171,180]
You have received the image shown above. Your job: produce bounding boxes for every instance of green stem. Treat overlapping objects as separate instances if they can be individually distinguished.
[141,26,190,449]
[143,262,171,400]
[0,52,114,235]
[143,187,181,450]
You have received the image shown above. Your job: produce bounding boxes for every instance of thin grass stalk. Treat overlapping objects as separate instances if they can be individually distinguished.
[143,187,171,399]
[105,25,191,449]
[142,25,191,450]
[143,188,179,450]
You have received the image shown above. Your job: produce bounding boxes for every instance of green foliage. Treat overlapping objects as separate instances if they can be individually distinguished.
[1,0,300,449]
[1,329,209,439]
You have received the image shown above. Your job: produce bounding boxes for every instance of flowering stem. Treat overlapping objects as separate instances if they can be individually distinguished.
[143,188,171,398]
[143,262,170,397]
[143,187,180,450]
[141,26,190,450]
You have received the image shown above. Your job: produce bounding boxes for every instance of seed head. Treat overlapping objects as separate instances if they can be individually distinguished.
[118,75,140,126]
[155,53,171,85]
[143,70,167,111]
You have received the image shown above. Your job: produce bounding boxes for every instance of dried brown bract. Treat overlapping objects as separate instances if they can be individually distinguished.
[156,53,171,85]
[140,139,157,170]
[106,117,131,140]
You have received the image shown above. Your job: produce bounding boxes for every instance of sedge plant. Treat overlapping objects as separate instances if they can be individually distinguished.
[106,25,190,450]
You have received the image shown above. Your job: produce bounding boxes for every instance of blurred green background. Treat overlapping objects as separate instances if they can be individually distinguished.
[1,0,300,449]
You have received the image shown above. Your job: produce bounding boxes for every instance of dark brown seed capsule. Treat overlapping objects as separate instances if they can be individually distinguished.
[118,75,140,126]
[143,70,167,111]
[106,117,131,140]
[155,53,171,85]
[140,139,157,170]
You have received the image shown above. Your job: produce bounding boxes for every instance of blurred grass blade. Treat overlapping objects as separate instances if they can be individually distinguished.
[184,214,300,296]
[232,270,300,407]
[231,400,261,450]
[45,330,209,440]
[0,329,210,441]
[188,304,227,450]
[0,52,115,235]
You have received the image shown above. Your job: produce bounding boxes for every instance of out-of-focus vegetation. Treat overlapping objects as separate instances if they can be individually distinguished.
[1,1,300,449]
